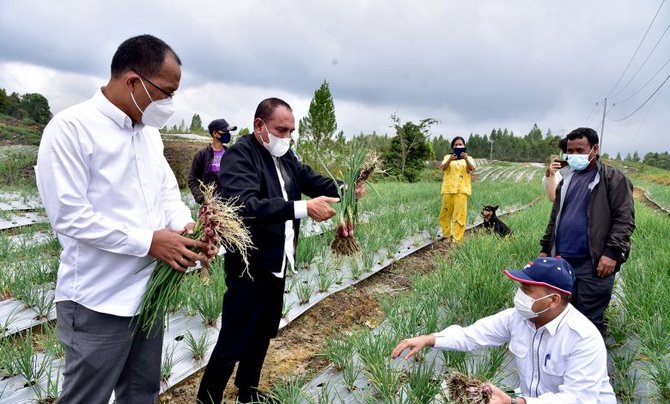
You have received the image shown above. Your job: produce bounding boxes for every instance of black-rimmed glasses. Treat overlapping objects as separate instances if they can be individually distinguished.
[131,68,175,98]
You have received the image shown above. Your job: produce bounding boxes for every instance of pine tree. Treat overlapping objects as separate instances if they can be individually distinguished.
[297,80,338,172]
[189,113,203,133]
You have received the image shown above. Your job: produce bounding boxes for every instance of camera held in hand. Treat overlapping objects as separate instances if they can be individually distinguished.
[454,146,467,159]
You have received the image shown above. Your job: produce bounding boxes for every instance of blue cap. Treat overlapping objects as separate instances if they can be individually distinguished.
[504,256,575,295]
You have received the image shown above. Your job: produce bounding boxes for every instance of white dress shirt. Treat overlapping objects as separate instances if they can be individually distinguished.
[433,305,616,403]
[36,89,193,316]
[270,156,307,278]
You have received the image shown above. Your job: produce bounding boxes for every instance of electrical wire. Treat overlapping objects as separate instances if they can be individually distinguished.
[616,55,670,104]
[613,22,670,99]
[634,86,660,137]
[609,73,670,121]
[583,102,599,126]
[605,0,665,99]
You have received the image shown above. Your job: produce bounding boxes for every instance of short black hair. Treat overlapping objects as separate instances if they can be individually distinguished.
[110,34,181,78]
[558,137,568,153]
[451,136,466,148]
[566,127,599,147]
[254,97,292,122]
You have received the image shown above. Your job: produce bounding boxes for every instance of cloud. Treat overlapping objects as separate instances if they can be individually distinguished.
[0,0,668,156]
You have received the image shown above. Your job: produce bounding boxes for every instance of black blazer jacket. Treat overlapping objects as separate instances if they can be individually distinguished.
[217,134,339,278]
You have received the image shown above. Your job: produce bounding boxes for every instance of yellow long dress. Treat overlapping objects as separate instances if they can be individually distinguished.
[439,155,474,241]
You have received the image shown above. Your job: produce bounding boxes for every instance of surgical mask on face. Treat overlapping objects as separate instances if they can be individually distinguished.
[566,149,593,171]
[262,122,291,157]
[130,78,176,128]
[514,288,555,319]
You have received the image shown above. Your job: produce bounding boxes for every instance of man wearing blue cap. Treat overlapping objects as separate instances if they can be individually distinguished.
[188,118,238,204]
[392,256,616,404]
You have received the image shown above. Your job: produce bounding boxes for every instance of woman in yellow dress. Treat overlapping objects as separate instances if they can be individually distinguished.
[439,136,476,242]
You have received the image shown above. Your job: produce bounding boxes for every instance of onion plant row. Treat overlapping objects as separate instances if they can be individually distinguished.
[291,201,552,402]
[300,201,670,403]
[0,168,544,401]
[606,204,670,401]
[632,178,670,212]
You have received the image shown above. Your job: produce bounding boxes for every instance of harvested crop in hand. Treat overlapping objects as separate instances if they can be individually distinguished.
[329,149,380,255]
[134,182,253,334]
[444,371,492,404]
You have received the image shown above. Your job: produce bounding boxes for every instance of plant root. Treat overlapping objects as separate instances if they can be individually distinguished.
[331,236,361,256]
[444,371,492,404]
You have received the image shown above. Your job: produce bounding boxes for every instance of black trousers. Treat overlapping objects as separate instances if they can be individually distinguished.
[197,270,285,404]
[563,256,616,335]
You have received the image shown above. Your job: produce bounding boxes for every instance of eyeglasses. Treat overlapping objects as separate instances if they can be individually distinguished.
[131,68,175,98]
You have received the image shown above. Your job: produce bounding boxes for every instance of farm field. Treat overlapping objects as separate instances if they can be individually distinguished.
[0,158,669,403]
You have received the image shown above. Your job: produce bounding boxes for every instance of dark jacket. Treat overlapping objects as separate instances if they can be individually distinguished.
[540,160,635,266]
[218,134,339,278]
[188,145,227,204]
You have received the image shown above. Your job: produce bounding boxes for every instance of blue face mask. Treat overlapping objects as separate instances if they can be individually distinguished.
[567,150,593,171]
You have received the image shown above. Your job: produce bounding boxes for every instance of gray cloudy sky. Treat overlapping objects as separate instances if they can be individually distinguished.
[1,0,669,157]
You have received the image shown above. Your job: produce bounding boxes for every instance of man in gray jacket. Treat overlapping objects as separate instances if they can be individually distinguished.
[540,127,635,335]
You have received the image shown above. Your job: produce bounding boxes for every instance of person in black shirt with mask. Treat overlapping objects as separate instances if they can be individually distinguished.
[188,118,237,204]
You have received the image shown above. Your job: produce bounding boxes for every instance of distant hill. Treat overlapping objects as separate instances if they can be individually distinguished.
[0,114,43,146]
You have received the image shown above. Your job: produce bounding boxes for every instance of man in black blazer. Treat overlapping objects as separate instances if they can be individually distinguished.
[197,97,360,403]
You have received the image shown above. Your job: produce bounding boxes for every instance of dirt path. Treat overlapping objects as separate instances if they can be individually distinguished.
[633,186,669,215]
[159,240,451,403]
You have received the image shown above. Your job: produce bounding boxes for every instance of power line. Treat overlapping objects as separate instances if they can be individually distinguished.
[613,21,670,99]
[634,86,660,137]
[617,55,670,104]
[609,73,670,121]
[583,102,599,125]
[605,0,665,99]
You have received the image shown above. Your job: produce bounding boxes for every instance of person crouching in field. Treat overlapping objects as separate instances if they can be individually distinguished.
[392,256,616,404]
[439,136,476,242]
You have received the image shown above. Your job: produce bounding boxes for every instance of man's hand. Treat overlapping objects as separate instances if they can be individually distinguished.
[183,222,219,264]
[391,335,436,360]
[547,160,562,176]
[596,255,617,277]
[539,252,548,258]
[460,152,469,159]
[307,196,339,222]
[485,383,519,404]
[149,228,209,271]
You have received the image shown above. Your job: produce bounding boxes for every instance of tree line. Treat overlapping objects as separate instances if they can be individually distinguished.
[0,88,53,125]
[4,84,669,177]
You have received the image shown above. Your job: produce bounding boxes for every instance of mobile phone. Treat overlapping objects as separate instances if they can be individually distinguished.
[554,157,568,168]
[454,146,467,159]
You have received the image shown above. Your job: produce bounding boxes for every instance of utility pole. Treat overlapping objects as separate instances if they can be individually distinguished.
[489,139,494,160]
[599,98,607,152]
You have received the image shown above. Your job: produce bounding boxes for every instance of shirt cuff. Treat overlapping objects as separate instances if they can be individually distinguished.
[294,200,308,219]
[431,332,450,349]
[127,226,154,257]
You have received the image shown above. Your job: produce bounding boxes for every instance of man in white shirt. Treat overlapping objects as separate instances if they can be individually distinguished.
[36,35,214,404]
[392,256,616,404]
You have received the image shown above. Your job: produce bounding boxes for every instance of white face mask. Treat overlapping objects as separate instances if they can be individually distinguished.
[262,122,291,157]
[130,78,176,128]
[514,288,555,319]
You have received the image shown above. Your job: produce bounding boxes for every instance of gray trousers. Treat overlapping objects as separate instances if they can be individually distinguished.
[56,301,163,404]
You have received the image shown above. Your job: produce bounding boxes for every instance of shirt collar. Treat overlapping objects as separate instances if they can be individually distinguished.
[541,304,571,336]
[93,87,137,131]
